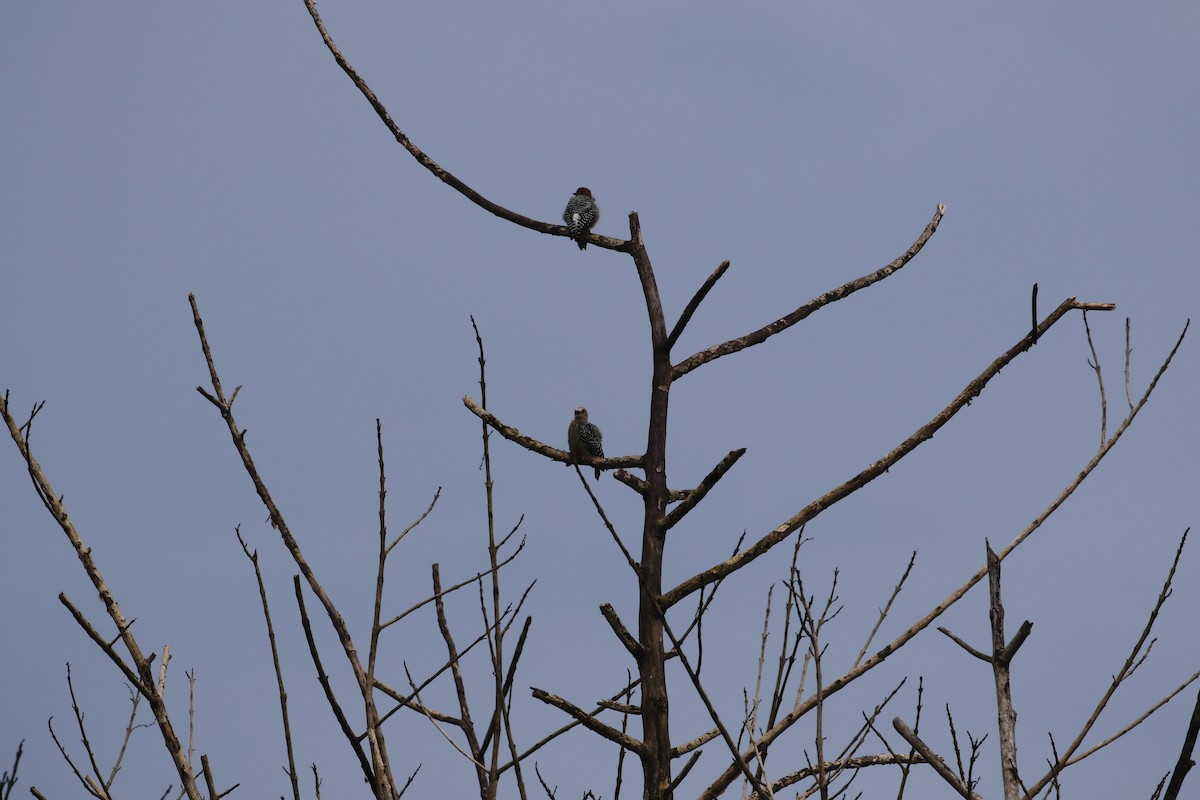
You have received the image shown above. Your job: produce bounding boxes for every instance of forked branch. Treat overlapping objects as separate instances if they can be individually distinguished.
[698,320,1188,800]
[665,297,1115,608]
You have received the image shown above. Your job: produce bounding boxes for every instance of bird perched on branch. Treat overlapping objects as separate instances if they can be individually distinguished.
[563,187,599,250]
[567,407,605,479]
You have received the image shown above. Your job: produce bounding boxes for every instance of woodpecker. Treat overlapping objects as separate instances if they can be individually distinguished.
[563,187,599,250]
[567,407,605,479]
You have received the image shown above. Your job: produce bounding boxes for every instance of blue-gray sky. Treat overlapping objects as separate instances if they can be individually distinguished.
[2,3,1197,798]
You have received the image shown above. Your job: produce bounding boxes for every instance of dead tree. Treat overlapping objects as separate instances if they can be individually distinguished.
[2,3,1196,799]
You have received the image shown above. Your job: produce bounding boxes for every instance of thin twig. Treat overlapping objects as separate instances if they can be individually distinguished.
[853,551,917,669]
[1027,527,1193,796]
[235,529,300,800]
[1124,317,1135,413]
[1082,309,1108,447]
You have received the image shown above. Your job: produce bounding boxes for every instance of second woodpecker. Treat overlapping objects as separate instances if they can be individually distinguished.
[563,187,599,250]
[567,407,605,480]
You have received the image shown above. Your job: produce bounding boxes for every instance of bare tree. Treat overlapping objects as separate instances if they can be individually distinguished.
[2,4,1197,800]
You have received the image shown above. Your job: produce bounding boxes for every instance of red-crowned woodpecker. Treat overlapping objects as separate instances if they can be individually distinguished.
[567,406,605,480]
[563,187,600,250]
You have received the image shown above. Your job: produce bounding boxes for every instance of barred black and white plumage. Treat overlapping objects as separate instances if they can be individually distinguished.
[567,406,605,480]
[563,187,600,250]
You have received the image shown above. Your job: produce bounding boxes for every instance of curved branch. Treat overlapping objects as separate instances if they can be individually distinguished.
[664,297,1107,608]
[462,396,644,471]
[300,0,627,251]
[672,204,946,380]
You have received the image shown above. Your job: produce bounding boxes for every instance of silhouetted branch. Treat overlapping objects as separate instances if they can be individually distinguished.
[600,603,643,659]
[191,293,398,797]
[462,396,643,472]
[381,537,526,630]
[1163,686,1200,800]
[236,529,300,800]
[673,204,946,380]
[0,740,22,800]
[0,392,200,799]
[666,296,1116,608]
[668,260,731,350]
[499,681,646,773]
[937,627,991,663]
[1027,527,1194,796]
[697,318,1186,800]
[293,576,376,791]
[431,564,486,785]
[984,543,1025,800]
[663,448,747,529]
[530,689,646,755]
[299,0,628,252]
[853,550,917,669]
[1083,309,1108,447]
[892,718,982,800]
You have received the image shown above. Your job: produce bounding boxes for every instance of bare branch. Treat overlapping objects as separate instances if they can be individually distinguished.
[387,486,441,556]
[892,718,982,800]
[663,448,747,529]
[769,753,925,794]
[293,576,376,791]
[299,0,627,252]
[667,260,732,351]
[236,529,300,800]
[1124,317,1135,412]
[499,680,645,773]
[1031,283,1039,340]
[1163,686,1200,800]
[0,392,200,798]
[673,204,945,379]
[381,536,526,630]
[403,664,486,770]
[698,318,1186,800]
[188,294,402,795]
[529,689,646,755]
[984,543,1024,800]
[600,603,644,659]
[673,728,720,757]
[1067,669,1200,767]
[666,296,1112,608]
[1,740,23,800]
[1028,528,1192,796]
[431,564,486,785]
[1082,309,1108,447]
[463,395,643,472]
[937,627,991,664]
[853,550,917,669]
